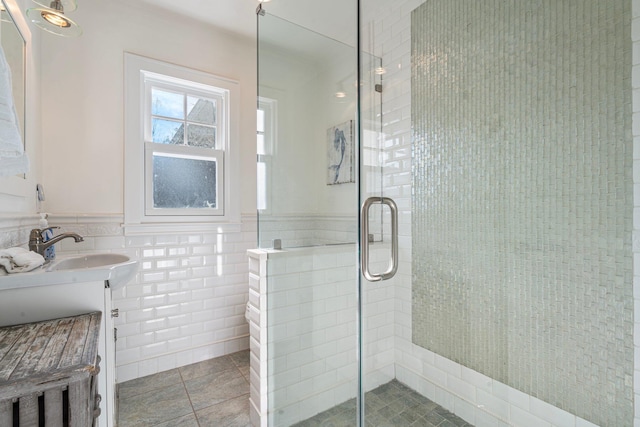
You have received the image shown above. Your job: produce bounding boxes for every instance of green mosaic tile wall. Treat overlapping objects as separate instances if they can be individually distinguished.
[411,1,633,424]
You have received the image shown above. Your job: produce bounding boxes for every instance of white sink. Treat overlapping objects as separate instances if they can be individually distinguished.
[0,253,138,291]
[47,253,131,271]
[46,253,138,289]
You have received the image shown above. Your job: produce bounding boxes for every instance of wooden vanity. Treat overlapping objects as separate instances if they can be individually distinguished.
[0,254,137,427]
[0,312,102,426]
[0,281,115,427]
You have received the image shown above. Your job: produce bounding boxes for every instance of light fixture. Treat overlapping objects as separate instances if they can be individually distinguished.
[27,0,82,37]
[32,0,76,13]
[334,79,349,102]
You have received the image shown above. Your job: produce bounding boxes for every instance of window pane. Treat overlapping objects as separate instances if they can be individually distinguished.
[257,134,266,155]
[152,118,184,144]
[187,96,216,125]
[257,109,265,133]
[257,161,266,211]
[187,124,216,148]
[152,88,184,119]
[152,154,217,209]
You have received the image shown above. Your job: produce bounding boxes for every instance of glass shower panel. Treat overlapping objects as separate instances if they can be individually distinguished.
[265,247,359,426]
[257,12,359,250]
[257,11,361,426]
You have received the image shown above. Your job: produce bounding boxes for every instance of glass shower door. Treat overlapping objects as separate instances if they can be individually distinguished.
[356,41,400,425]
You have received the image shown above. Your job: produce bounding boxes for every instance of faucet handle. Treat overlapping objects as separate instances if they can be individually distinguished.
[41,226,60,235]
[29,227,60,241]
[29,228,41,241]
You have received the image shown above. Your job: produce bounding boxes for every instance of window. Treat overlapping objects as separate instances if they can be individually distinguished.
[257,97,276,212]
[145,76,225,215]
[125,53,239,226]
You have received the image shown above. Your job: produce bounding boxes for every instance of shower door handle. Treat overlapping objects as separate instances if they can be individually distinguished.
[360,197,398,282]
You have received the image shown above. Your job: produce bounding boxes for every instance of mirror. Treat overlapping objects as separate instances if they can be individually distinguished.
[0,0,25,158]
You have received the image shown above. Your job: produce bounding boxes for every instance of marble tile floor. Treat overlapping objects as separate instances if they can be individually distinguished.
[117,350,251,427]
[118,351,472,427]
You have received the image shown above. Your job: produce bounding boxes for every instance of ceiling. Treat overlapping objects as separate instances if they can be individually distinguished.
[133,0,356,45]
[133,0,256,38]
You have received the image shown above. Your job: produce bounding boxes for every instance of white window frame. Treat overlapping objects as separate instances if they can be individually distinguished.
[124,53,240,227]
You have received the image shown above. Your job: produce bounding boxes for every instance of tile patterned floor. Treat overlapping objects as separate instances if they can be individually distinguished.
[118,352,472,427]
[293,380,473,427]
[117,350,251,427]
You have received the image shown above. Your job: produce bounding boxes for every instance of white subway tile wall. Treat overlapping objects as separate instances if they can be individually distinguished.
[257,216,356,248]
[49,214,256,383]
[265,245,358,426]
[0,215,39,249]
[248,244,394,426]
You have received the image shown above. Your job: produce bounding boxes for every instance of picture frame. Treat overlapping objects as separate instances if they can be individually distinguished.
[326,120,355,185]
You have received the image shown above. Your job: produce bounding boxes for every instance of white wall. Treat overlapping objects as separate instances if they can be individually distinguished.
[0,0,259,383]
[39,0,256,215]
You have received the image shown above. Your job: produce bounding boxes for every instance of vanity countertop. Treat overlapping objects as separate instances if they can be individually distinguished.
[0,254,138,291]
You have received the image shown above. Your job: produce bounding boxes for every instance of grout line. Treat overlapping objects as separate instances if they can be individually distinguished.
[120,351,252,426]
[177,368,202,427]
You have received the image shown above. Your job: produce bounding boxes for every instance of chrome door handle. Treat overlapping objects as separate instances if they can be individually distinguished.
[360,197,398,282]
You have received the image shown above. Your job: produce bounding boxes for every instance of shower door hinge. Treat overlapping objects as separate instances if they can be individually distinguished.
[375,84,382,93]
[256,4,265,15]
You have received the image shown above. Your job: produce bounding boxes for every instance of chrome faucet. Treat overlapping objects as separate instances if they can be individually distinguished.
[28,228,84,257]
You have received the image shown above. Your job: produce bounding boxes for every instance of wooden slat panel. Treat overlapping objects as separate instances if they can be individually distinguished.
[59,315,91,368]
[0,326,25,365]
[82,313,101,369]
[18,393,39,427]
[44,387,63,427]
[90,366,100,424]
[68,380,90,427]
[33,317,76,374]
[0,324,41,382]
[0,312,101,426]
[0,399,12,426]
[0,326,11,342]
[10,319,58,380]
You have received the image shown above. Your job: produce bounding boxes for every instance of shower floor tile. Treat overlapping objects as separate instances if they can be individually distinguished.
[118,353,472,427]
[293,380,474,427]
[117,350,251,427]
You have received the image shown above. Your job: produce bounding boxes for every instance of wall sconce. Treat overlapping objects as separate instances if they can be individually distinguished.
[27,0,82,37]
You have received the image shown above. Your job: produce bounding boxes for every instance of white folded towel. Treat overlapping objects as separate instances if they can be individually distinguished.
[0,247,45,273]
